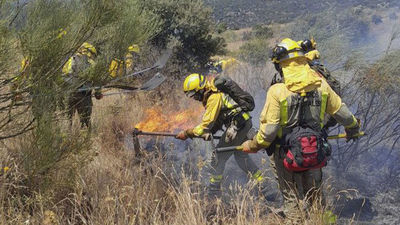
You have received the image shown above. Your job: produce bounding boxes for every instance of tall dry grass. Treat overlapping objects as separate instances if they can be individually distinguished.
[0,75,345,224]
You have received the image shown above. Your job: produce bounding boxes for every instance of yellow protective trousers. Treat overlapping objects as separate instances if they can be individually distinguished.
[208,120,260,194]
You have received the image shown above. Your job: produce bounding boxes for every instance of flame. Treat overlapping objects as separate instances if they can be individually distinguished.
[135,105,203,132]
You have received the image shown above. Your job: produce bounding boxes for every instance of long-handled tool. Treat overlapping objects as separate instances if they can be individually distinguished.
[78,48,172,93]
[111,49,172,83]
[215,132,367,153]
[98,73,166,97]
[132,128,221,139]
[327,131,365,140]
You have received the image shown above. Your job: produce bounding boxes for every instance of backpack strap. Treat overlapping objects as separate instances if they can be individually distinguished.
[297,92,307,127]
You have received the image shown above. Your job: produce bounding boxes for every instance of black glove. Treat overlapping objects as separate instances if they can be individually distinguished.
[94,89,103,100]
[345,119,361,142]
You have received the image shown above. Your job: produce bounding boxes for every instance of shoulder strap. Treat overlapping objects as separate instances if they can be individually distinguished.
[297,93,306,127]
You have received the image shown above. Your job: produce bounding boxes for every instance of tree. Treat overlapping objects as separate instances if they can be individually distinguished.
[0,0,158,140]
[141,0,226,71]
[0,1,160,219]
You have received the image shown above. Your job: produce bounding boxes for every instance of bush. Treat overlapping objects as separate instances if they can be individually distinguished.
[0,0,160,221]
[141,0,226,71]
[241,25,273,42]
[252,24,273,39]
[237,38,271,66]
[216,22,228,34]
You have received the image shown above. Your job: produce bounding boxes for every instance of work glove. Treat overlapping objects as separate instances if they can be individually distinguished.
[13,94,23,102]
[94,90,103,100]
[201,133,212,141]
[345,118,361,142]
[225,123,238,143]
[175,131,188,140]
[241,140,261,153]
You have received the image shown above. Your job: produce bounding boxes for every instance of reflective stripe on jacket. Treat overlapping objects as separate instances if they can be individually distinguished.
[192,78,250,136]
[109,53,135,78]
[255,76,357,147]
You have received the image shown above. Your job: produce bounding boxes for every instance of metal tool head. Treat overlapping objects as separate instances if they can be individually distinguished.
[140,73,166,91]
[132,128,142,137]
[154,49,172,69]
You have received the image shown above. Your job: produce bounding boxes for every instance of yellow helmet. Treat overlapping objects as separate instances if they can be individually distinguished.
[271,38,305,63]
[128,44,140,53]
[183,73,206,94]
[310,37,317,49]
[56,28,67,39]
[79,42,97,57]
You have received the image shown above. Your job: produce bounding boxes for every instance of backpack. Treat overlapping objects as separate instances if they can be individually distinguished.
[283,126,331,172]
[309,62,341,129]
[282,94,332,172]
[213,75,255,112]
[309,62,341,96]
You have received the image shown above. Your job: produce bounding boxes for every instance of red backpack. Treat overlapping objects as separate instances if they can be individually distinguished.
[281,93,332,172]
[283,126,331,172]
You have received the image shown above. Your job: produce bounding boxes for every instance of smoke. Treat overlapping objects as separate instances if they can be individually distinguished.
[123,7,400,221]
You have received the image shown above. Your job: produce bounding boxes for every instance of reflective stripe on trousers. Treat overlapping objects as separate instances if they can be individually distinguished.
[209,120,259,189]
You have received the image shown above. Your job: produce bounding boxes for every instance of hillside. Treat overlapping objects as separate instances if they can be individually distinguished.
[1,0,400,224]
[205,0,400,28]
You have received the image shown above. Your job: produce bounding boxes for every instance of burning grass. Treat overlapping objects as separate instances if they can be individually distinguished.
[0,83,339,224]
[0,63,375,224]
[1,141,347,224]
[135,104,203,132]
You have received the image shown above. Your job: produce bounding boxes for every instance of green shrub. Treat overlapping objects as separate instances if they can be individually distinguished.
[216,22,228,34]
[141,0,226,71]
[252,24,273,39]
[237,38,270,66]
[241,25,273,42]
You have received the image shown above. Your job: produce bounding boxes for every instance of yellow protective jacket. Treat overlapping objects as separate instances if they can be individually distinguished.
[252,57,358,148]
[219,58,238,71]
[62,53,96,75]
[109,52,135,78]
[62,53,97,91]
[305,49,320,61]
[190,77,250,136]
[11,58,31,91]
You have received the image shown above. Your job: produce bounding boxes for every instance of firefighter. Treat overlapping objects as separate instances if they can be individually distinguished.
[176,73,264,198]
[62,42,102,128]
[109,44,140,78]
[208,57,239,74]
[240,38,360,220]
[300,38,320,65]
[11,57,31,102]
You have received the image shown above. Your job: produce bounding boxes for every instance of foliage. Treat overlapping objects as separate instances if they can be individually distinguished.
[141,0,226,71]
[206,0,400,28]
[0,0,159,139]
[242,25,273,41]
[237,38,271,66]
[216,22,228,34]
[252,24,273,39]
[0,0,161,221]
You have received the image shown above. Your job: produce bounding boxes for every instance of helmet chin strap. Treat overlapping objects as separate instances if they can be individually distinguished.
[274,62,283,75]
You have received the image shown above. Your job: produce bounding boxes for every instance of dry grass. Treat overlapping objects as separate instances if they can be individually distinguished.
[0,76,343,224]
